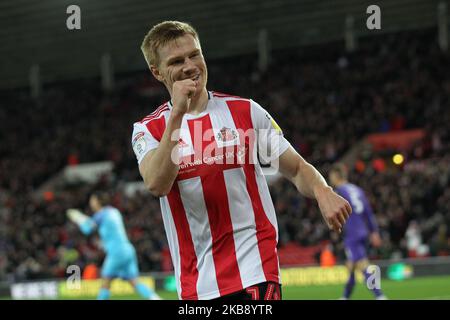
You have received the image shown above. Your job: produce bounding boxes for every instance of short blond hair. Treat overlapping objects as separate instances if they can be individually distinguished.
[141,21,200,67]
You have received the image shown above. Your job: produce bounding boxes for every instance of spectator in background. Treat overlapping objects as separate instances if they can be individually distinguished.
[405,220,429,258]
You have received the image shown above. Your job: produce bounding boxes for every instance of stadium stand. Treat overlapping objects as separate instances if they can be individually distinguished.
[0,27,449,282]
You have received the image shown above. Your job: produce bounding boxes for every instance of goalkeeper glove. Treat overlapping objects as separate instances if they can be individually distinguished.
[66,208,89,226]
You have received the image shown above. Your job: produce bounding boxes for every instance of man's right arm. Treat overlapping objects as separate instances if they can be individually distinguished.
[138,111,184,197]
[137,79,197,197]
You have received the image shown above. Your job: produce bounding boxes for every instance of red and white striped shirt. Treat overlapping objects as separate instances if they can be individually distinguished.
[131,91,290,300]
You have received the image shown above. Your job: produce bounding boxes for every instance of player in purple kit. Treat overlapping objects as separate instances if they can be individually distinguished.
[329,163,387,300]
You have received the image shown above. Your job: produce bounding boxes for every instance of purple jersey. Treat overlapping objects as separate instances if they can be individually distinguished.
[336,183,378,242]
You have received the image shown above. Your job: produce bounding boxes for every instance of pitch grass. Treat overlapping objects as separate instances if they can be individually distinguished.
[68,275,450,300]
[3,275,450,300]
[151,275,450,300]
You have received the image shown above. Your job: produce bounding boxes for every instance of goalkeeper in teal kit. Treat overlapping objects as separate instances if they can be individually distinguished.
[67,191,161,300]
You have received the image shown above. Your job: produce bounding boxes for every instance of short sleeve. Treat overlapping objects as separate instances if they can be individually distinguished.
[131,122,160,164]
[250,99,291,164]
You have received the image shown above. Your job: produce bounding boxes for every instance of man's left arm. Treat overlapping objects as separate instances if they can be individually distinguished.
[278,147,352,233]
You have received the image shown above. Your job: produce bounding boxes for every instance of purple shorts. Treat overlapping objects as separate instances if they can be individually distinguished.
[344,238,368,262]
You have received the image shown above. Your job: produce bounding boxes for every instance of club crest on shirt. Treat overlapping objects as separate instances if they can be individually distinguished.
[132,132,146,156]
[217,127,238,143]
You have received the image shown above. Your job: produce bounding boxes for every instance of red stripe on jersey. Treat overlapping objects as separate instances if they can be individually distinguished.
[145,115,166,142]
[201,172,243,296]
[187,116,207,162]
[149,102,169,117]
[167,185,199,300]
[190,114,243,296]
[212,91,243,99]
[226,99,280,284]
[140,103,169,123]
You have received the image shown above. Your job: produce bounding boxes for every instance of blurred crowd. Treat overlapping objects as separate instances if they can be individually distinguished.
[1,28,449,281]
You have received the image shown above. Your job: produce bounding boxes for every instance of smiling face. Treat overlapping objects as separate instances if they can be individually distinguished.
[150,34,208,98]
